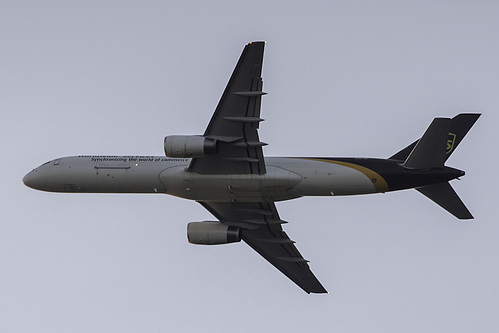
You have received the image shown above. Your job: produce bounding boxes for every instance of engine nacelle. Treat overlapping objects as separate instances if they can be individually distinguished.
[187,221,241,245]
[164,135,218,158]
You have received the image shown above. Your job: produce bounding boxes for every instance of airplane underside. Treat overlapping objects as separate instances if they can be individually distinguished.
[23,41,480,293]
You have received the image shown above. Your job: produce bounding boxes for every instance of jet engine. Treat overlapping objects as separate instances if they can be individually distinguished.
[187,221,241,245]
[164,135,218,158]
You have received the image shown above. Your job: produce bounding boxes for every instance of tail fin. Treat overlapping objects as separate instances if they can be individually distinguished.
[390,113,481,162]
[402,118,451,169]
[389,113,480,219]
[416,182,473,219]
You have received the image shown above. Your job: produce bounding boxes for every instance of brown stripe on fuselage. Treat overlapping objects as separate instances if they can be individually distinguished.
[299,158,389,193]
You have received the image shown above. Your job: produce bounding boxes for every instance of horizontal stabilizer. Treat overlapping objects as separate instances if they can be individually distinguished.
[416,182,473,219]
[402,118,451,169]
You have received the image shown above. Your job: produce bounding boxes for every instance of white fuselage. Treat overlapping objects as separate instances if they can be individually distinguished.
[23,156,388,202]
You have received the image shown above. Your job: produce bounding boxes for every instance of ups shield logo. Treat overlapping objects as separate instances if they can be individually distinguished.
[446,132,456,154]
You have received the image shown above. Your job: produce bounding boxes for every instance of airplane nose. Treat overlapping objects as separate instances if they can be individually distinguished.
[22,171,34,188]
[22,169,44,190]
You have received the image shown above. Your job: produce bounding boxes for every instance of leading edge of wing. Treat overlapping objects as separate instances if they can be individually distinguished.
[199,201,327,294]
[203,41,266,137]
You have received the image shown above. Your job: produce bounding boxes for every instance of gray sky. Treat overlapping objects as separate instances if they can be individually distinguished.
[1,1,498,332]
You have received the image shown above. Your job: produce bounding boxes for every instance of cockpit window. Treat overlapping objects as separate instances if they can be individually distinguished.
[42,161,50,166]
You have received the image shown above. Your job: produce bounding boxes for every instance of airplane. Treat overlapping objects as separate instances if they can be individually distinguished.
[23,41,480,294]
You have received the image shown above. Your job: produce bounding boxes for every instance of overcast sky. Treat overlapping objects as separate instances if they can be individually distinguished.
[1,1,498,332]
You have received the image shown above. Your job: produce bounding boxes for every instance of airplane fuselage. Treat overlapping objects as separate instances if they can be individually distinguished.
[23,155,464,202]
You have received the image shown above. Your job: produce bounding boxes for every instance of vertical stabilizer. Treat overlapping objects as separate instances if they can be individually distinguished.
[390,113,481,161]
[402,118,451,169]
[443,113,481,162]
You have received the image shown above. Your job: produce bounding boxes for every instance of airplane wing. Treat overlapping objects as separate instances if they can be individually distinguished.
[190,42,326,293]
[187,41,267,175]
[199,201,328,294]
